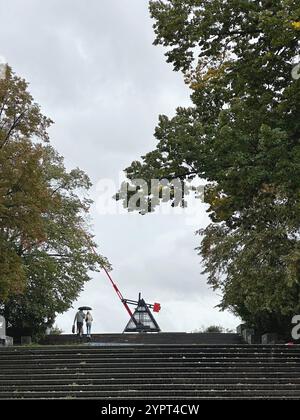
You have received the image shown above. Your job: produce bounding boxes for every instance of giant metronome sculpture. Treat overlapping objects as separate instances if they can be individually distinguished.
[123,293,161,333]
[101,266,161,333]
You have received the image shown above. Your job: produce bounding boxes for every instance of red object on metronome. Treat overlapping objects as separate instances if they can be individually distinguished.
[153,303,161,313]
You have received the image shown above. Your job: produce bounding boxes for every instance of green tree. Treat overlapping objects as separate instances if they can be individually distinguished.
[49,325,63,335]
[0,66,109,337]
[193,325,233,333]
[117,1,300,335]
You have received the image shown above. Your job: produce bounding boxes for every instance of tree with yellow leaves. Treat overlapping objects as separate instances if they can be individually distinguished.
[0,67,109,338]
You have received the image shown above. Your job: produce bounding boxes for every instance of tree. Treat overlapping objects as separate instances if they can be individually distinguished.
[117,1,300,334]
[193,325,233,333]
[49,325,63,335]
[0,66,109,337]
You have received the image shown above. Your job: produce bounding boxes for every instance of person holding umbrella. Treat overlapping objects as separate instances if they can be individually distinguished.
[73,306,93,337]
[73,308,85,337]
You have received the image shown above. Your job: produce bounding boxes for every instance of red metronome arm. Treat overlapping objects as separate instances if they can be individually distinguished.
[102,266,134,318]
[83,232,159,320]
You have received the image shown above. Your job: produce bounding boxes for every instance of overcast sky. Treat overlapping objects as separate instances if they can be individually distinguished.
[0,0,238,333]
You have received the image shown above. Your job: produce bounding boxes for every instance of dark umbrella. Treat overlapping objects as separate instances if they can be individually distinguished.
[78,306,92,311]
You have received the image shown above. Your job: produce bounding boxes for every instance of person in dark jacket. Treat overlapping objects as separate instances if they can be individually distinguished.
[73,309,85,336]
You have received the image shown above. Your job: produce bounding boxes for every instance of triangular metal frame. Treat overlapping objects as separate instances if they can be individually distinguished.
[124,297,161,333]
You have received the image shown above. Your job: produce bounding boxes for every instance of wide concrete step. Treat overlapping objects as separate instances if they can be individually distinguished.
[1,360,300,372]
[0,345,300,358]
[2,352,300,361]
[92,396,300,400]
[2,356,300,364]
[1,381,300,389]
[3,371,300,380]
[1,344,298,351]
[1,389,300,399]
[1,377,300,385]
[2,365,300,374]
[1,395,297,400]
[41,333,243,346]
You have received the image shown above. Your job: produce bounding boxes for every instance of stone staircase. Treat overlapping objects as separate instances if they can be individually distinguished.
[41,332,243,346]
[1,343,300,399]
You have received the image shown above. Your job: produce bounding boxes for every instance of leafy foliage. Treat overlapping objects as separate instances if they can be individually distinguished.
[117,1,300,333]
